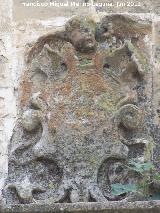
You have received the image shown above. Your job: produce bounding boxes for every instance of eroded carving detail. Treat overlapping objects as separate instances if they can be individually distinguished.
[4,15,153,204]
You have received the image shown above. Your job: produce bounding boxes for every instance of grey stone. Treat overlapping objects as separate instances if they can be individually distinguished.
[3,15,155,207]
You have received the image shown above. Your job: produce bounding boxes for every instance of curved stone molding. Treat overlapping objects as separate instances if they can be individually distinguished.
[118,104,142,130]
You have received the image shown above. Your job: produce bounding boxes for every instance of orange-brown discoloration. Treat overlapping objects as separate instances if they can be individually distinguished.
[20,79,33,106]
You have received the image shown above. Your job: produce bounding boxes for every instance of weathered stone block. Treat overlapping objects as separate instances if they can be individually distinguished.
[1,0,160,212]
[3,14,157,208]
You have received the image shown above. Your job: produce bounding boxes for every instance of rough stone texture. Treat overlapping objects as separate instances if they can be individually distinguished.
[3,13,154,205]
[3,201,160,213]
[0,0,16,201]
[1,0,160,212]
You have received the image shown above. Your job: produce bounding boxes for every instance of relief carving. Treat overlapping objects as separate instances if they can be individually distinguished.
[4,15,154,204]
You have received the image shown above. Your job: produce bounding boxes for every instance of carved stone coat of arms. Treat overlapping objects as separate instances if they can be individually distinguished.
[4,15,154,204]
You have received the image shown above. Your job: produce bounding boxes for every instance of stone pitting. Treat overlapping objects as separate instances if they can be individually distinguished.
[3,14,154,205]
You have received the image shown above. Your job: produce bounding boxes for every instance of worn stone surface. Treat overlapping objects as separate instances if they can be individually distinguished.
[1,201,160,213]
[0,0,16,203]
[1,0,160,212]
[2,14,155,205]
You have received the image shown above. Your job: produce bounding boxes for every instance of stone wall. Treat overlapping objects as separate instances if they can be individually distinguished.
[1,0,160,212]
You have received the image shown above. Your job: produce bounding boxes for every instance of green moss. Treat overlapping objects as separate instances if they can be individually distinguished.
[80,58,92,65]
[97,94,116,112]
[83,109,94,117]
[104,47,118,57]
[83,16,97,34]
[88,156,98,167]
[15,170,21,177]
[49,183,55,189]
[78,58,94,70]
[50,53,61,71]
[144,138,154,161]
